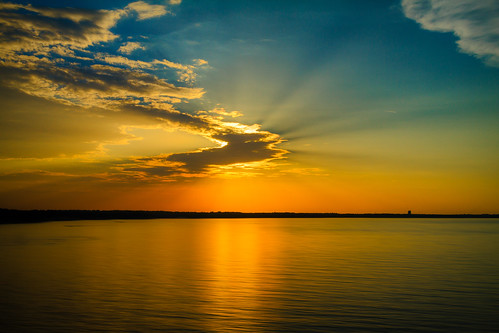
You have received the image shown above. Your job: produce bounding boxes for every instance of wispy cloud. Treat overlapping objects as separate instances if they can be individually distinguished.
[118,41,145,54]
[199,108,243,118]
[402,0,499,66]
[126,1,169,20]
[153,59,209,85]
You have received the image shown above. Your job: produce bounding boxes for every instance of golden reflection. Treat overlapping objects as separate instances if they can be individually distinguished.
[196,219,283,331]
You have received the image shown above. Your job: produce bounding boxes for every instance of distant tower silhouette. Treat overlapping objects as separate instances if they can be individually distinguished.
[408,210,412,215]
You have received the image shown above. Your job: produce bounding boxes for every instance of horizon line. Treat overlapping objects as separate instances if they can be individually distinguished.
[1,208,498,224]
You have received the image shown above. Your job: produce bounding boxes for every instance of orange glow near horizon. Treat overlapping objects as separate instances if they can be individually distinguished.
[0,164,497,213]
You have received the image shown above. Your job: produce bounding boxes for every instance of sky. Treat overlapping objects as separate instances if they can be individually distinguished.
[0,0,498,213]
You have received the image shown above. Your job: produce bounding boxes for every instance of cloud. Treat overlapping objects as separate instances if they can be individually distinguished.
[126,1,169,20]
[193,58,209,66]
[169,0,182,5]
[118,41,145,54]
[0,61,204,110]
[96,54,152,68]
[0,3,126,53]
[402,0,499,66]
[165,131,285,174]
[153,58,209,84]
[116,108,287,180]
[0,0,169,56]
[0,2,204,107]
[0,2,287,182]
[204,108,243,118]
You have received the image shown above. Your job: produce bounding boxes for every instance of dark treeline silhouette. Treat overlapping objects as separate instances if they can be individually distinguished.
[1,208,498,224]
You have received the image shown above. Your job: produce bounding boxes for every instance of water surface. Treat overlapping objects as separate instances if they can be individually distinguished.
[1,218,498,332]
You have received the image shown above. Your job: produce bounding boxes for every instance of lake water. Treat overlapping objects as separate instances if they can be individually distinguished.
[1,218,498,332]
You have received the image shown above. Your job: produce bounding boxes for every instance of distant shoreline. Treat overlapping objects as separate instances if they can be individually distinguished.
[1,209,498,224]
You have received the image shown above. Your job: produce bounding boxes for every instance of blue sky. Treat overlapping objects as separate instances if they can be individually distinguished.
[135,0,499,133]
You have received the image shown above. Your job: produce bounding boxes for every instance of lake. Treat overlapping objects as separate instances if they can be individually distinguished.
[1,218,498,332]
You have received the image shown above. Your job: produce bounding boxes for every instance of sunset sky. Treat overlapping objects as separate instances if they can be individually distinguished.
[0,0,498,213]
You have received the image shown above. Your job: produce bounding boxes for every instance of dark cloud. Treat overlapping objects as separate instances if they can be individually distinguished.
[167,132,285,172]
[120,133,286,178]
[114,105,287,179]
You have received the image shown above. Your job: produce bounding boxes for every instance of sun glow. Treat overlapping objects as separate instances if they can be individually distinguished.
[223,122,261,134]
